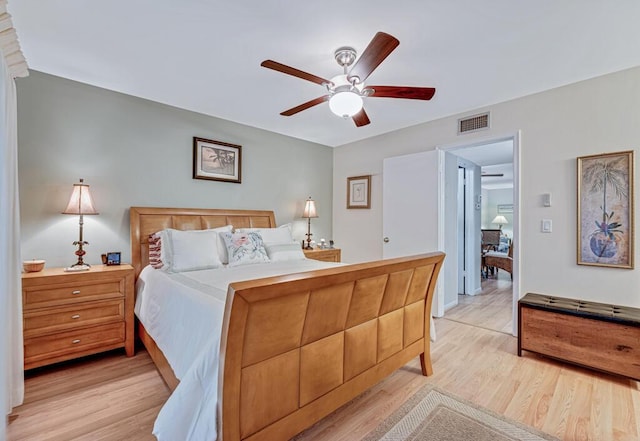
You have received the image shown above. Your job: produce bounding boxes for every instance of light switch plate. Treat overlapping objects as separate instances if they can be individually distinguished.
[543,193,552,207]
[542,219,552,233]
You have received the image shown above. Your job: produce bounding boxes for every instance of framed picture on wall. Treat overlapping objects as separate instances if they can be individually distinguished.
[193,137,242,183]
[577,150,634,269]
[347,175,371,209]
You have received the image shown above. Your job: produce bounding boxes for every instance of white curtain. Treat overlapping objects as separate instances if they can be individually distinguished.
[1,2,27,438]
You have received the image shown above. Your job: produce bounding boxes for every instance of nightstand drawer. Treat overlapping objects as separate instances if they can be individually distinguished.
[24,322,126,368]
[23,280,123,310]
[303,248,341,262]
[24,299,124,338]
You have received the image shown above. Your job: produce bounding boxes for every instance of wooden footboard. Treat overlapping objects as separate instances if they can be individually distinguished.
[218,252,445,441]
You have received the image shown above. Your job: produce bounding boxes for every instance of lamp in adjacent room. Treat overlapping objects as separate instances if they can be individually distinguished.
[491,214,508,230]
[302,196,318,250]
[62,178,99,269]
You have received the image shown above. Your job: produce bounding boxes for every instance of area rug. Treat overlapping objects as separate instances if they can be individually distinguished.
[363,386,560,441]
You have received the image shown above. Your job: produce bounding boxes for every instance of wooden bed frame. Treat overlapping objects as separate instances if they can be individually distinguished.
[130,206,445,441]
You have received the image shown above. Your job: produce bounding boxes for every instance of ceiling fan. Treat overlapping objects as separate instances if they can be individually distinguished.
[260,32,436,127]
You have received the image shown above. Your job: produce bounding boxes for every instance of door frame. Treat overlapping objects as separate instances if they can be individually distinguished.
[436,131,521,336]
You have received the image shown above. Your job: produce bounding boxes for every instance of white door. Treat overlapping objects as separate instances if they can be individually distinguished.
[382,150,439,258]
[382,150,444,316]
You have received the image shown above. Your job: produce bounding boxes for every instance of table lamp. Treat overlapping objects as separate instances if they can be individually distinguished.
[491,215,508,230]
[302,197,318,250]
[62,178,99,269]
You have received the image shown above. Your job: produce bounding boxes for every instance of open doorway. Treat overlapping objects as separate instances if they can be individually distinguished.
[439,136,518,335]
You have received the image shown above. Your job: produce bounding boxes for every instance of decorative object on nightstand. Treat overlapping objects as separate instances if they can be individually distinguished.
[62,178,99,270]
[21,264,135,369]
[491,214,508,230]
[302,196,318,250]
[23,259,45,272]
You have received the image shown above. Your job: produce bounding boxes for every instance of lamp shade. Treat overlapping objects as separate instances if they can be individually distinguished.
[491,215,508,225]
[62,179,98,215]
[302,197,318,218]
[329,91,363,118]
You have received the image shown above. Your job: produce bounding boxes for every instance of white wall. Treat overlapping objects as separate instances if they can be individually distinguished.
[333,66,640,308]
[17,71,334,267]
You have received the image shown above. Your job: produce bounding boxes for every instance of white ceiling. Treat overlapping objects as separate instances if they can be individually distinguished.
[9,1,640,147]
[453,140,514,190]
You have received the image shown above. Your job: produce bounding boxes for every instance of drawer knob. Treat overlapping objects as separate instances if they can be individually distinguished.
[71,314,80,319]
[72,290,81,295]
[72,339,81,344]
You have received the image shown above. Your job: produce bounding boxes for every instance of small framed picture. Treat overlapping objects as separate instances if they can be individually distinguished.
[106,252,121,266]
[347,175,371,209]
[193,137,242,184]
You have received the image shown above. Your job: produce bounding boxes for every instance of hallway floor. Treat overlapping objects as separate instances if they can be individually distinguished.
[445,269,513,334]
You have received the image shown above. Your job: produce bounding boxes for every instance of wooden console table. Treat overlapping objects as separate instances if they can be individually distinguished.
[518,293,640,380]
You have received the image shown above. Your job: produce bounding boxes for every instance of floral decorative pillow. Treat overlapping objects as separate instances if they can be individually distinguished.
[221,232,270,267]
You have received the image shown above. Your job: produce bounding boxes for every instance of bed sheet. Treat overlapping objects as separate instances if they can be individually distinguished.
[135,259,342,441]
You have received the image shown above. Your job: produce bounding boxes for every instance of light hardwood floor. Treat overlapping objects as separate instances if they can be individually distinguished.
[445,269,514,334]
[8,304,640,440]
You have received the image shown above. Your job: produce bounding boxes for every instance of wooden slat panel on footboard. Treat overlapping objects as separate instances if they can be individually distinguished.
[218,252,445,441]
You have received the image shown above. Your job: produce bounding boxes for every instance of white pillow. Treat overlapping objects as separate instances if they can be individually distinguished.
[166,229,222,272]
[264,242,305,262]
[235,224,294,244]
[211,225,233,263]
[221,231,270,267]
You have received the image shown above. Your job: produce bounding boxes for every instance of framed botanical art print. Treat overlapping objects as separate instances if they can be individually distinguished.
[193,137,242,183]
[347,175,371,209]
[577,150,634,268]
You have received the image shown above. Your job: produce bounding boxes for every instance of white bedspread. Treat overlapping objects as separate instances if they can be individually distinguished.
[135,259,342,441]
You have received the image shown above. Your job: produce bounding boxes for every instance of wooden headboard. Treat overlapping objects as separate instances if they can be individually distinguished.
[129,207,277,278]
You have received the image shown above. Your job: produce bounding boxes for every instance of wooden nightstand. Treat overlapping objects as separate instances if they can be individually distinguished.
[303,248,341,262]
[21,264,135,370]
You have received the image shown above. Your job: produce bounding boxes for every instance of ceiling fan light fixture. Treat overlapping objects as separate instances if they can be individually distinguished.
[329,91,363,118]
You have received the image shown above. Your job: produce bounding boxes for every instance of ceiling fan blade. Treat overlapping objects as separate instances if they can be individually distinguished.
[347,32,399,84]
[261,60,331,86]
[368,85,436,100]
[352,108,371,127]
[280,95,329,116]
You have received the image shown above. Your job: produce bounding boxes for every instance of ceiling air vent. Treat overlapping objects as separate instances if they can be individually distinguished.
[458,112,490,134]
